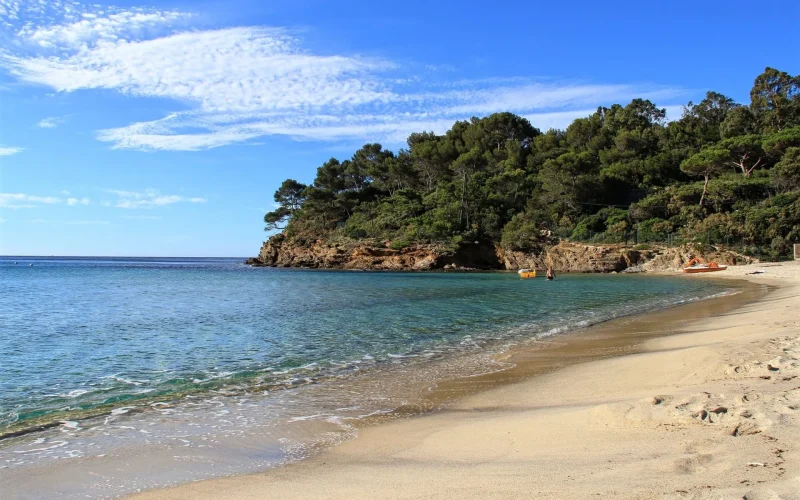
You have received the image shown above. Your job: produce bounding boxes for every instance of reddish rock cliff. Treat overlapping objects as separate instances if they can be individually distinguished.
[250,236,753,273]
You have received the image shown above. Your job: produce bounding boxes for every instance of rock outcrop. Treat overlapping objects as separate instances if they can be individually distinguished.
[254,236,499,271]
[498,242,649,273]
[247,235,753,273]
[640,246,756,273]
[250,236,757,273]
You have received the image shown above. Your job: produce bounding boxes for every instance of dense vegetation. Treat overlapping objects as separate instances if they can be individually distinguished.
[265,68,800,259]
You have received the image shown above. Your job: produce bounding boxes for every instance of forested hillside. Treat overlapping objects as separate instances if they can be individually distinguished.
[264,68,800,260]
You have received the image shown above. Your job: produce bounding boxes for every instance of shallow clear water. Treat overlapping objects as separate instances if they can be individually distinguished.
[0,256,728,432]
[0,257,738,498]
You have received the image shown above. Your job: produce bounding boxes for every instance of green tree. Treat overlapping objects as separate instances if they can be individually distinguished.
[538,151,599,223]
[720,106,758,139]
[718,135,765,177]
[408,132,455,192]
[264,179,307,231]
[451,147,485,229]
[313,159,346,192]
[678,91,739,147]
[750,67,800,133]
[772,147,800,192]
[680,148,728,206]
[762,126,800,157]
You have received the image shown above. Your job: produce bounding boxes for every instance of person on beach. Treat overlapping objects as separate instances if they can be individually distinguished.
[546,268,555,280]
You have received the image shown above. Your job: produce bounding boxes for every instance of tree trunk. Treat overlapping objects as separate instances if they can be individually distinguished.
[699,175,710,206]
[459,171,466,226]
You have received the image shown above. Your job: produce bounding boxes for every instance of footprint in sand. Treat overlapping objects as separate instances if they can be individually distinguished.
[674,453,713,474]
[743,393,761,403]
[726,364,751,375]
[692,407,728,424]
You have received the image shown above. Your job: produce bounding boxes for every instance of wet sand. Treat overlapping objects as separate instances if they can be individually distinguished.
[131,263,800,499]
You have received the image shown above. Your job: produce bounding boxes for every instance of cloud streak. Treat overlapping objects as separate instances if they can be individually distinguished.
[37,116,62,128]
[1,193,61,209]
[104,189,207,209]
[0,192,90,209]
[1,0,687,151]
[0,146,23,156]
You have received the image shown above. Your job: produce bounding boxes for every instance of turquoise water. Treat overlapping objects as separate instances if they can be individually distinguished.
[0,257,729,433]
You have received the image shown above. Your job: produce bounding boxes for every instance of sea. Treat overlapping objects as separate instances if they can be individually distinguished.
[0,256,733,498]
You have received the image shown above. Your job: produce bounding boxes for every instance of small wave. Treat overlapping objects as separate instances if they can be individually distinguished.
[43,389,91,399]
[354,408,395,419]
[191,371,235,384]
[13,440,68,454]
[110,406,137,416]
[102,374,149,386]
[288,414,329,422]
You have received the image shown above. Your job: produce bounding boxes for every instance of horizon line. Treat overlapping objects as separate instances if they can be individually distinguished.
[0,255,249,259]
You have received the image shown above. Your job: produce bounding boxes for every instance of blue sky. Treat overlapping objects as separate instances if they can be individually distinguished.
[0,0,797,257]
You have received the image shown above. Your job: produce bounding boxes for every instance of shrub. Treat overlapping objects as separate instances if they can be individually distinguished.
[637,218,672,242]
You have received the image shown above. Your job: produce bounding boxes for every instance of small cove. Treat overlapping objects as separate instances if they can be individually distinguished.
[0,257,743,498]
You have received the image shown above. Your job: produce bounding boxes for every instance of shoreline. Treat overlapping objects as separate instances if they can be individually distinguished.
[128,264,800,499]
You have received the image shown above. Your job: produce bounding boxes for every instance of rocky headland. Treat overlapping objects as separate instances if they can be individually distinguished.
[246,235,755,273]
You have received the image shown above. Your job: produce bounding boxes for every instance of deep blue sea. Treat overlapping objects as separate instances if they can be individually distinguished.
[0,256,729,433]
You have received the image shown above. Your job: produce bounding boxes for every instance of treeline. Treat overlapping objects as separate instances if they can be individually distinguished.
[265,67,800,258]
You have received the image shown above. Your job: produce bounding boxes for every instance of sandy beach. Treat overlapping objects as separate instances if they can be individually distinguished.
[131,262,800,500]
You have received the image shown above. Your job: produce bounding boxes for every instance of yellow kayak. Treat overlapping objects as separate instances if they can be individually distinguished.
[518,269,536,279]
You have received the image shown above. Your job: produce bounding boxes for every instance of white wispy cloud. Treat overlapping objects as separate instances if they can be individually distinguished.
[0,146,23,156]
[37,116,63,128]
[1,193,61,209]
[0,192,89,209]
[0,0,687,150]
[0,0,191,49]
[103,189,207,209]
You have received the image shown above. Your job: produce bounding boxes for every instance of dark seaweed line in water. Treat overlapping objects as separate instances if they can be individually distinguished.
[0,287,735,443]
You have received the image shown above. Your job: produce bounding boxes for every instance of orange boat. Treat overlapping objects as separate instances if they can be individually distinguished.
[682,257,728,273]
